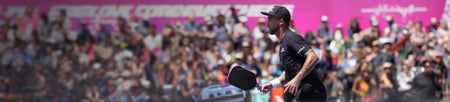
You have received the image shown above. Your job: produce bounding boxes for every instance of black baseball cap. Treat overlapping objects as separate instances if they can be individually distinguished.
[261,5,291,23]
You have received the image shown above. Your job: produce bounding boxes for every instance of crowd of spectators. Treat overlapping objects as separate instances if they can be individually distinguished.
[1,6,450,102]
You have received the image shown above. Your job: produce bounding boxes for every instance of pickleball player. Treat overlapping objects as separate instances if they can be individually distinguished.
[259,5,327,102]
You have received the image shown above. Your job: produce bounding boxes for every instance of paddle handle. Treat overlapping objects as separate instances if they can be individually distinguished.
[257,83,262,89]
[257,83,269,89]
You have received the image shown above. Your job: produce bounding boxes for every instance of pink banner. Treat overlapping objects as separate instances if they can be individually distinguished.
[0,0,445,36]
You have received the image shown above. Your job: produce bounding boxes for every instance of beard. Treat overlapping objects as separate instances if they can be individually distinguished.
[268,25,279,35]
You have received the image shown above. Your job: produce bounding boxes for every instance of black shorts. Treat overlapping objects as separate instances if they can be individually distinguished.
[284,81,327,102]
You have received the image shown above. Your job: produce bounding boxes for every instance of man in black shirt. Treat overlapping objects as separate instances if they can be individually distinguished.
[259,5,327,101]
[408,59,441,102]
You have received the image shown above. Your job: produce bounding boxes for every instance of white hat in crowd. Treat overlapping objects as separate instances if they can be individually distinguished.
[238,16,248,22]
[431,17,437,24]
[385,15,393,22]
[336,23,342,29]
[321,15,328,22]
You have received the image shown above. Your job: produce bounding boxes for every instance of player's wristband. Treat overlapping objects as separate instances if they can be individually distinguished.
[270,78,282,88]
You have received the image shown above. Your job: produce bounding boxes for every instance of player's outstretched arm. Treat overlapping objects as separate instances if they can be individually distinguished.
[260,71,286,93]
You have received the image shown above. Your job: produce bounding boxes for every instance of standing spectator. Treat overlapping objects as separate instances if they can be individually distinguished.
[200,19,216,46]
[0,16,11,41]
[17,6,38,41]
[59,9,72,32]
[39,13,52,41]
[404,19,415,30]
[2,16,16,42]
[362,17,381,46]
[411,21,427,46]
[49,21,65,44]
[143,24,162,55]
[385,15,395,29]
[386,23,401,43]
[232,16,251,49]
[428,17,438,33]
[317,15,333,47]
[226,6,239,33]
[214,14,228,47]
[347,18,362,38]
[181,14,201,37]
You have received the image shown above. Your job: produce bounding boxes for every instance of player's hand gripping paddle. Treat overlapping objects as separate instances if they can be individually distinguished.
[227,66,263,90]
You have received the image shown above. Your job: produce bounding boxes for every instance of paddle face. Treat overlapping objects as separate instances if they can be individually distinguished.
[227,66,258,90]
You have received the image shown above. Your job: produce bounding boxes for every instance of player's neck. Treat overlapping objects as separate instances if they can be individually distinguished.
[278,27,288,40]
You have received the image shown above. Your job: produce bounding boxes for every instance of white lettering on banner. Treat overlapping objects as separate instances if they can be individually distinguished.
[98,5,116,17]
[442,0,450,22]
[82,5,98,17]
[66,5,98,17]
[1,4,294,31]
[202,5,229,17]
[236,5,249,15]
[361,4,427,18]
[247,5,266,17]
[135,5,154,18]
[49,5,64,17]
[41,4,294,18]
[164,5,183,17]
[117,5,134,18]
[5,6,26,17]
[183,5,203,17]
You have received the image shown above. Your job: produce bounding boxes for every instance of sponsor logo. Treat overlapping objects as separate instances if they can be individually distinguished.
[281,48,286,53]
[361,4,427,19]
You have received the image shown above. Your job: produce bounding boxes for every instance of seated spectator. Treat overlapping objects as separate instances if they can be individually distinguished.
[181,14,201,37]
[397,62,415,92]
[378,62,399,102]
[96,23,111,43]
[352,62,377,101]
[324,68,344,99]
[246,55,261,78]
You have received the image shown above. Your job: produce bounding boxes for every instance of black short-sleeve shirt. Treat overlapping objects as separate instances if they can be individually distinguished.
[279,30,324,96]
